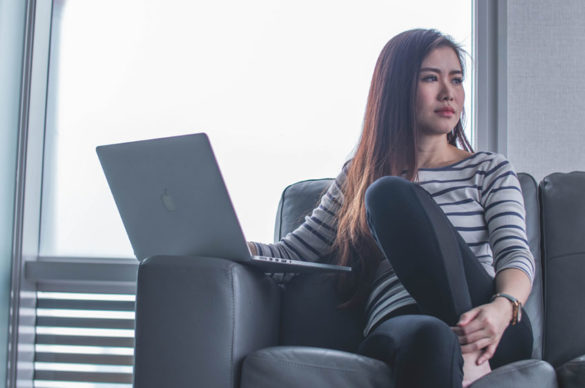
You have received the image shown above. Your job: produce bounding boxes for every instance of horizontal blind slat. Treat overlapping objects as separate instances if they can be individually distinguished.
[36,335,134,347]
[37,299,135,311]
[35,353,133,366]
[37,317,134,329]
[34,381,132,388]
[34,371,132,384]
[34,287,138,386]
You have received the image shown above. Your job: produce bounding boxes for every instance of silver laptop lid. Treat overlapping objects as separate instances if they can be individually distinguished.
[96,133,251,261]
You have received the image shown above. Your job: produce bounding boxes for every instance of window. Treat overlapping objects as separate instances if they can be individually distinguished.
[40,0,473,258]
[13,1,474,386]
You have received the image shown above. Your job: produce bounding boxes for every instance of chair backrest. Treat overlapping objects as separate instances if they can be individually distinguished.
[518,173,544,359]
[275,178,364,352]
[274,178,334,241]
[274,174,544,357]
[540,171,585,366]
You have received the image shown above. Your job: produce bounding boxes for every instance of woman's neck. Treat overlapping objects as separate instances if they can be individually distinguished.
[415,136,470,170]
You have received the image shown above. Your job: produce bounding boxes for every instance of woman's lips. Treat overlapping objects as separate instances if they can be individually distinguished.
[435,107,455,117]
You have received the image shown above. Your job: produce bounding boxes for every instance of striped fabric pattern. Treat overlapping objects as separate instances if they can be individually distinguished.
[251,152,535,336]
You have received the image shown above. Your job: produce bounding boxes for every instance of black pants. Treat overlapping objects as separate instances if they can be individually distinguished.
[358,176,533,388]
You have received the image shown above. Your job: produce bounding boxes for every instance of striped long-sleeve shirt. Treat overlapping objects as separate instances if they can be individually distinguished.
[250,152,535,336]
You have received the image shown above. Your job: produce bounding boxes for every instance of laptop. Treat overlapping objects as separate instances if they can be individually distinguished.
[96,132,351,273]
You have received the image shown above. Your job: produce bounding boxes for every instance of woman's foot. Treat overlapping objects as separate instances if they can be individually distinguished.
[462,351,491,387]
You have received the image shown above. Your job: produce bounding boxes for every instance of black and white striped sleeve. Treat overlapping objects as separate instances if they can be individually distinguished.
[250,166,346,262]
[481,155,535,284]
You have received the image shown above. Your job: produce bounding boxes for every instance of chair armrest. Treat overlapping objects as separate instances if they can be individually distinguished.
[470,359,557,388]
[133,255,281,388]
[241,346,392,388]
[556,355,585,388]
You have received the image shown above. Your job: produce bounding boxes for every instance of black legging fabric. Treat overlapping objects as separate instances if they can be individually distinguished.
[357,176,533,388]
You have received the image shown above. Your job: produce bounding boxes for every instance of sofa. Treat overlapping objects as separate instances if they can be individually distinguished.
[133,171,585,388]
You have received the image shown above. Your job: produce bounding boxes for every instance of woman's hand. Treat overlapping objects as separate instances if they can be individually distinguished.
[247,242,257,255]
[452,297,513,364]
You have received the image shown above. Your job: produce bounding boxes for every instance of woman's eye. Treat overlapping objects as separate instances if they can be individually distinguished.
[421,75,437,82]
[452,77,463,85]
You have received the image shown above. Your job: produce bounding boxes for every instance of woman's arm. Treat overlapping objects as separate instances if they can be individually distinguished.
[248,166,347,261]
[454,154,534,364]
[494,267,532,306]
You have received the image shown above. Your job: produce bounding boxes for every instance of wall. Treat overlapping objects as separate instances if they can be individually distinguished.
[507,0,585,181]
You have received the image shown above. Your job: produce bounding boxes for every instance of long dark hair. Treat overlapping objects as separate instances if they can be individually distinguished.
[333,29,473,307]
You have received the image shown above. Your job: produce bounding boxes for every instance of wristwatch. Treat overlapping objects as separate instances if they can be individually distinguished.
[491,293,522,325]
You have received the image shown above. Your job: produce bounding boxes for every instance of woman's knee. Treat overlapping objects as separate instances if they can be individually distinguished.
[398,316,462,375]
[367,315,459,351]
[365,176,416,224]
[406,316,459,350]
[365,176,412,208]
[363,315,463,387]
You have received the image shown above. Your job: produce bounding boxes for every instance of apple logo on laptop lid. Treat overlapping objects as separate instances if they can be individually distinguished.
[161,189,177,212]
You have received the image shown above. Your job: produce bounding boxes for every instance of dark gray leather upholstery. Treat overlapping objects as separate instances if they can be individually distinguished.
[274,179,364,353]
[275,175,545,358]
[274,178,333,241]
[265,174,553,386]
[518,173,544,359]
[241,346,393,388]
[540,172,585,367]
[133,171,585,388]
[280,272,363,352]
[134,256,280,388]
[469,359,557,388]
[556,355,585,388]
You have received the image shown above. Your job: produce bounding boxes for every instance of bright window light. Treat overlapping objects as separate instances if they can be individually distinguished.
[36,309,135,320]
[37,292,135,302]
[40,0,472,258]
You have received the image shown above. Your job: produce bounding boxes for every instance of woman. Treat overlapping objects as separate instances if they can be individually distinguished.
[248,29,534,388]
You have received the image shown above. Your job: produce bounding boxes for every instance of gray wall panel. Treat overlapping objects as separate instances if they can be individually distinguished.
[507,0,585,181]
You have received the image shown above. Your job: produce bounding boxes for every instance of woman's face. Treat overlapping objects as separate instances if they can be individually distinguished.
[414,46,464,138]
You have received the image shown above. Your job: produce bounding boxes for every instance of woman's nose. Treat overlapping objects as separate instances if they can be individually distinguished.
[439,82,454,101]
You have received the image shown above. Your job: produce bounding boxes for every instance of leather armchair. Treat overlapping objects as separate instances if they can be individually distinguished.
[134,172,585,387]
[540,172,585,388]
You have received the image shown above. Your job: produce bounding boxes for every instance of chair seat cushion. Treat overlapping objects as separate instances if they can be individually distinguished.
[240,346,393,388]
[556,355,585,388]
[470,359,557,388]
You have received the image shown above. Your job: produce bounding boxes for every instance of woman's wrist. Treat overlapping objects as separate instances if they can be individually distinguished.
[491,296,514,323]
[490,294,520,325]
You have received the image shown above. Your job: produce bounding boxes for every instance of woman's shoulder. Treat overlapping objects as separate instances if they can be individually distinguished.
[471,152,523,194]
[463,151,514,172]
[469,151,503,162]
[432,151,516,183]
[477,151,508,161]
[324,160,351,198]
[336,159,352,181]
[473,151,517,172]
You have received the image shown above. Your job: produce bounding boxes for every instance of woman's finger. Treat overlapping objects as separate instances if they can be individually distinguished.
[457,329,489,345]
[458,317,485,336]
[457,307,481,326]
[451,326,463,336]
[477,343,498,364]
[460,337,492,354]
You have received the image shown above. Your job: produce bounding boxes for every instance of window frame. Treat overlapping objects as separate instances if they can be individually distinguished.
[473,0,508,153]
[8,0,503,386]
[7,0,138,386]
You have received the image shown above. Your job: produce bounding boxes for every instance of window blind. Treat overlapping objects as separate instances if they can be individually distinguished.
[34,290,135,388]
